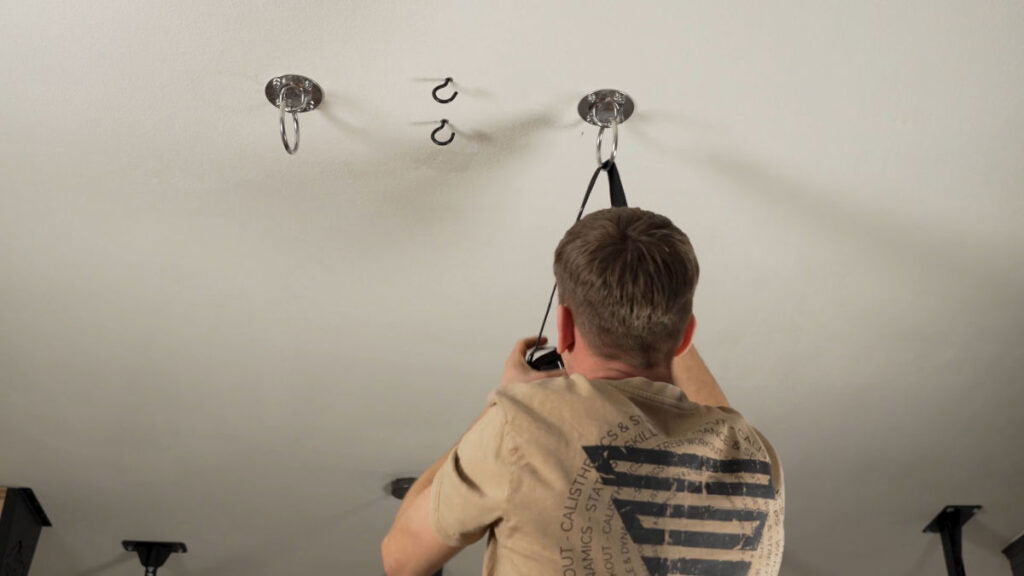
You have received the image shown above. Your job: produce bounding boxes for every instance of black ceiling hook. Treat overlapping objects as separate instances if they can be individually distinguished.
[432,77,458,104]
[431,119,455,146]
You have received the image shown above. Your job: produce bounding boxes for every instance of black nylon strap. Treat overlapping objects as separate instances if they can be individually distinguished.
[603,160,627,208]
[528,161,627,363]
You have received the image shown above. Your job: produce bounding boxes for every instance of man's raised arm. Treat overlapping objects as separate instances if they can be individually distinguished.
[672,346,730,407]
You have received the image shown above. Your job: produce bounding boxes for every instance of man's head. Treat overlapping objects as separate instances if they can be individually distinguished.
[553,207,699,371]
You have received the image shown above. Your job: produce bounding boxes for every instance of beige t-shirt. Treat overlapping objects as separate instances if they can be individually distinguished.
[431,374,785,576]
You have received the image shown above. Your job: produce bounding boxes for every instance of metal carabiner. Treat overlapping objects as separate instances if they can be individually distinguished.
[278,84,309,155]
[596,121,618,165]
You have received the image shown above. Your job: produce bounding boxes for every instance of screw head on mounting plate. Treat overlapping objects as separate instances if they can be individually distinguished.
[578,89,635,128]
[265,74,323,113]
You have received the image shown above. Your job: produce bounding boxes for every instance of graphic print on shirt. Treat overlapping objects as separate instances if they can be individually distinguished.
[557,416,783,576]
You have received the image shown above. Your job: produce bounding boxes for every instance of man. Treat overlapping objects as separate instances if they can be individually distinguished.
[382,207,784,576]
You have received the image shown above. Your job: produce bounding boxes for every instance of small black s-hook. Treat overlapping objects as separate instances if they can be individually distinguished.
[431,119,455,146]
[432,77,458,104]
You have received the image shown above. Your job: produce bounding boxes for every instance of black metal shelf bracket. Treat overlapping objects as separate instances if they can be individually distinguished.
[923,505,982,576]
[389,477,417,500]
[122,540,187,576]
[1004,530,1024,576]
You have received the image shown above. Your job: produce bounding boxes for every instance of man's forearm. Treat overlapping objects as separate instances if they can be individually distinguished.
[382,448,461,576]
[672,346,730,407]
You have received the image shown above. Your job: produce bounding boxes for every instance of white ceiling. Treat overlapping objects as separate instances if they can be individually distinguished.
[2,1,1023,575]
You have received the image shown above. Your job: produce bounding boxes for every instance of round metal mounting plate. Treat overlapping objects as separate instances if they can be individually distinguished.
[578,89,635,127]
[265,75,323,113]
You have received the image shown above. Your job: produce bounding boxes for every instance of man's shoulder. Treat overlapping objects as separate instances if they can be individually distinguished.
[492,373,646,410]
[495,375,756,425]
[496,374,588,398]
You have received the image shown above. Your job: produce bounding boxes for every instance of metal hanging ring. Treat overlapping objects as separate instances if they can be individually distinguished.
[596,121,618,166]
[278,85,308,155]
[431,119,455,146]
[432,77,458,104]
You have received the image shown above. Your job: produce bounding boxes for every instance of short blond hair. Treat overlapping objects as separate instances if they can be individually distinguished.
[554,208,699,369]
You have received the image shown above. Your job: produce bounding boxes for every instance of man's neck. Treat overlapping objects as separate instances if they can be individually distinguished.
[572,356,673,384]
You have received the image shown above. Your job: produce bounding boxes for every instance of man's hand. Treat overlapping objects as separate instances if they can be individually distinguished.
[501,336,566,388]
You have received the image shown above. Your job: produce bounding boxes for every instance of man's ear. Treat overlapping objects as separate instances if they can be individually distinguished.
[673,315,698,357]
[556,305,576,355]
